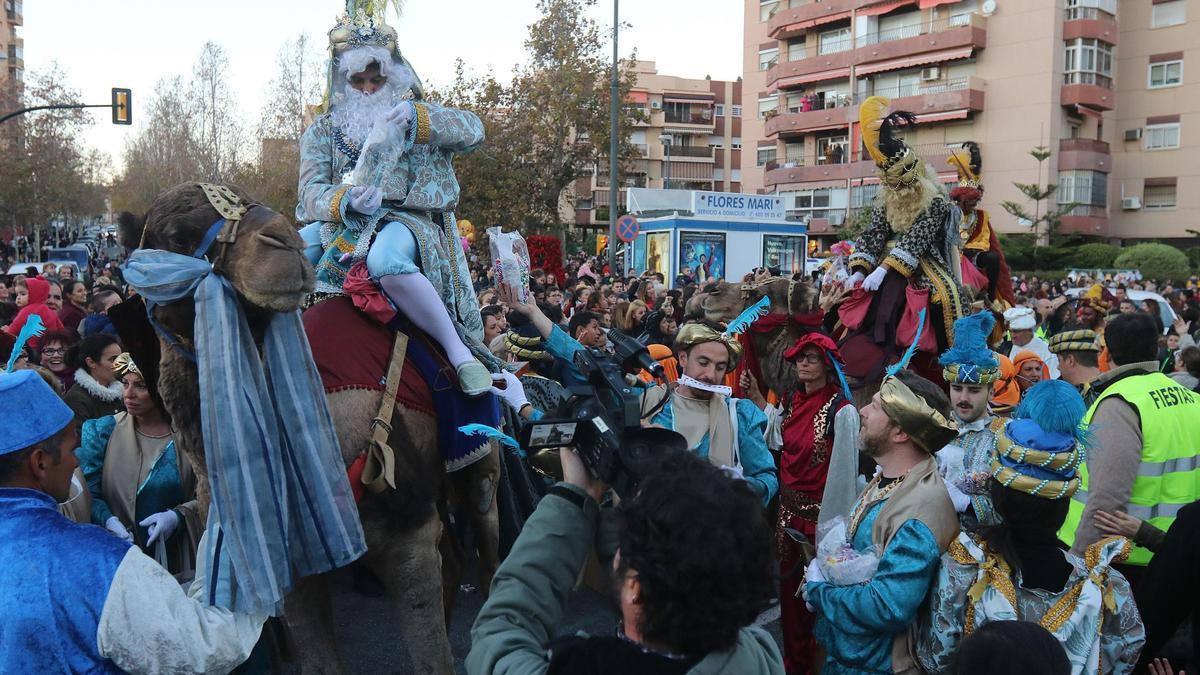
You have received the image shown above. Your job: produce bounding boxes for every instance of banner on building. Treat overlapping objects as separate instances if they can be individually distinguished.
[679,231,726,284]
[762,234,807,276]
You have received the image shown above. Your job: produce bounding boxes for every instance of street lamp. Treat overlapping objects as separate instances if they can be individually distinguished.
[659,133,673,190]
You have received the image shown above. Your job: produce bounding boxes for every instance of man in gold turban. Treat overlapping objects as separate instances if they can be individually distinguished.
[501,283,779,506]
[805,369,960,673]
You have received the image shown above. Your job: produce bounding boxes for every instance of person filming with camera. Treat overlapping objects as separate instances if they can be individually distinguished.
[495,283,778,505]
[466,446,784,673]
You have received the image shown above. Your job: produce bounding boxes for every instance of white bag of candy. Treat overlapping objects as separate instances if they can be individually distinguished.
[487,226,532,303]
[815,515,880,585]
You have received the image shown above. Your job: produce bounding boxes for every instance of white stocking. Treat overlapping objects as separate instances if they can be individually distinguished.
[379,273,476,368]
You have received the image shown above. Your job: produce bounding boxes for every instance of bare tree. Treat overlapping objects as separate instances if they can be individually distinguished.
[191,42,245,181]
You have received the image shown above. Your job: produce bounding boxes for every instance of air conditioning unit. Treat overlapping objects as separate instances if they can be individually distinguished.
[1124,128,1142,141]
[650,100,662,110]
[920,66,941,81]
[1122,197,1142,210]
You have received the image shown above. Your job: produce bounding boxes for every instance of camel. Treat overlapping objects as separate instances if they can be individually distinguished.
[686,276,822,401]
[117,183,496,675]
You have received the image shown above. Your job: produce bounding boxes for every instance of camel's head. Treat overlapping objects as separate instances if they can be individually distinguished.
[119,183,314,314]
[687,276,819,325]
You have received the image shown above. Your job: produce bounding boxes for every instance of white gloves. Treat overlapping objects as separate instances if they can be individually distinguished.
[720,465,746,481]
[945,482,971,514]
[139,509,181,546]
[862,266,888,292]
[386,102,415,132]
[848,271,864,288]
[490,371,530,413]
[105,516,134,544]
[803,558,826,612]
[347,186,383,214]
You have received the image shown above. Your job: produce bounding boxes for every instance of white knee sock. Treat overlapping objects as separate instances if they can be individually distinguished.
[379,273,476,367]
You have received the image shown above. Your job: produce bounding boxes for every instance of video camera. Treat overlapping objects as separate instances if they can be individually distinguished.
[518,330,687,498]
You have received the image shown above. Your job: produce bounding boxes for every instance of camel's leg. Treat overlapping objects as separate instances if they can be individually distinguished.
[448,442,501,595]
[439,501,465,626]
[283,573,342,675]
[366,510,455,675]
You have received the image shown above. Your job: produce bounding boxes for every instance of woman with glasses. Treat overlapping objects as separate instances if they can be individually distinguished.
[37,330,77,392]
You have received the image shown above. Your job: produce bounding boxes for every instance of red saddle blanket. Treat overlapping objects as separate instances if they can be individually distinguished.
[302,295,434,418]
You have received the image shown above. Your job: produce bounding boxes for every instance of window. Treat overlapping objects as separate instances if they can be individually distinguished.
[1058,170,1108,206]
[731,138,742,149]
[731,105,742,118]
[714,104,725,117]
[760,0,780,22]
[783,187,848,221]
[1149,60,1183,88]
[757,146,777,166]
[817,135,849,165]
[1144,184,1177,209]
[758,96,778,121]
[1151,0,1186,28]
[1064,38,1114,87]
[818,27,851,55]
[1145,123,1181,150]
[851,183,881,208]
[788,39,807,61]
[1065,0,1117,20]
[758,48,779,71]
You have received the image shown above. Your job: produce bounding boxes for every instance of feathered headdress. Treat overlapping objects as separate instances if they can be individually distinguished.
[723,296,770,339]
[459,424,522,454]
[859,96,924,189]
[4,315,44,373]
[939,311,1000,384]
[948,141,983,203]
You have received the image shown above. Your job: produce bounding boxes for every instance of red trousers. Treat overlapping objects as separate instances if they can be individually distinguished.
[779,510,818,675]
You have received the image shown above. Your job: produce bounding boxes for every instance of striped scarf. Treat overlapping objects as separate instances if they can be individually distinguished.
[124,249,366,616]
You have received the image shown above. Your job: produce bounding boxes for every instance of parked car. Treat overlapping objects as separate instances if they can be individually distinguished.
[1064,288,1177,334]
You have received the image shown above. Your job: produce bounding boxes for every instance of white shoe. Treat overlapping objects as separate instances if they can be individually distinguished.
[457,361,492,397]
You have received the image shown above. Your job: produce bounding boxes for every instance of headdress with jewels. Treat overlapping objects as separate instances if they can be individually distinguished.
[992,380,1088,499]
[672,296,771,369]
[859,96,928,191]
[947,141,983,203]
[939,311,1000,385]
[322,0,424,109]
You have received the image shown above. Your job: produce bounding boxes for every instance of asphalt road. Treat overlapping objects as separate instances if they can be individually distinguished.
[322,559,784,674]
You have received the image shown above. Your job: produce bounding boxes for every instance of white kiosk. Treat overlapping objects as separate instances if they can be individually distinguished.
[626,188,809,287]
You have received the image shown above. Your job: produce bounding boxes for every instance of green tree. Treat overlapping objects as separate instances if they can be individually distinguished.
[1069,242,1121,269]
[1113,243,1190,281]
[999,146,1077,245]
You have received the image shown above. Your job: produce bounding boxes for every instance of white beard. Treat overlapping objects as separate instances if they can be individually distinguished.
[330,83,399,146]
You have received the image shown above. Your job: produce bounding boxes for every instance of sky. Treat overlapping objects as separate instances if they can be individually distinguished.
[23,0,743,169]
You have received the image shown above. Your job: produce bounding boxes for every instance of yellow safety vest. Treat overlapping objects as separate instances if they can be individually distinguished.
[1060,372,1200,564]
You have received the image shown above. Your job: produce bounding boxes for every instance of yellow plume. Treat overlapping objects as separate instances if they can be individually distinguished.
[859,96,891,165]
[948,149,978,184]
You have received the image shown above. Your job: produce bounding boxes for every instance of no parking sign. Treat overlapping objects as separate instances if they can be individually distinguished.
[616,214,640,243]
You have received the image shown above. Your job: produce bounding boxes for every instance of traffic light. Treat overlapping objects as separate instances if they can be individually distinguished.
[111,88,131,125]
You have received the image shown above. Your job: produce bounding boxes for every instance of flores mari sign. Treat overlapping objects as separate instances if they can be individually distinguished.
[692,191,786,221]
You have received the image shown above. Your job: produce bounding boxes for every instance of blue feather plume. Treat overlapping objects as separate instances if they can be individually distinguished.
[831,355,854,402]
[724,296,771,338]
[885,308,926,378]
[458,423,522,453]
[1014,380,1092,445]
[938,311,998,369]
[5,314,44,373]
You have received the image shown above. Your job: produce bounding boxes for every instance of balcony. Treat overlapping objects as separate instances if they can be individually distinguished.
[765,78,984,138]
[663,111,715,126]
[764,142,959,188]
[1061,72,1114,111]
[768,0,857,40]
[666,145,714,161]
[1059,205,1110,236]
[1058,138,1111,172]
[767,14,986,91]
[1063,8,1119,45]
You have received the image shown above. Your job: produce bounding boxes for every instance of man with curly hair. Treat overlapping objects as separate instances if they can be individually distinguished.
[467,448,783,673]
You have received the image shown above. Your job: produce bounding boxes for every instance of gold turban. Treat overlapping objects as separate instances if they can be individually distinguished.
[112,352,141,379]
[672,323,743,368]
[879,375,958,453]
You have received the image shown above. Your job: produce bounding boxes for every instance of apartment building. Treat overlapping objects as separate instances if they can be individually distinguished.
[0,0,22,96]
[743,0,1200,248]
[573,60,742,227]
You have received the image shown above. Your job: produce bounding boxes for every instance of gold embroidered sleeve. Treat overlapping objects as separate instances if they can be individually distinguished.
[882,253,917,277]
[413,103,432,145]
[328,184,351,224]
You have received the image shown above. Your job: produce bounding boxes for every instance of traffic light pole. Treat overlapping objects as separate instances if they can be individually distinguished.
[0,103,112,125]
[606,0,620,276]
